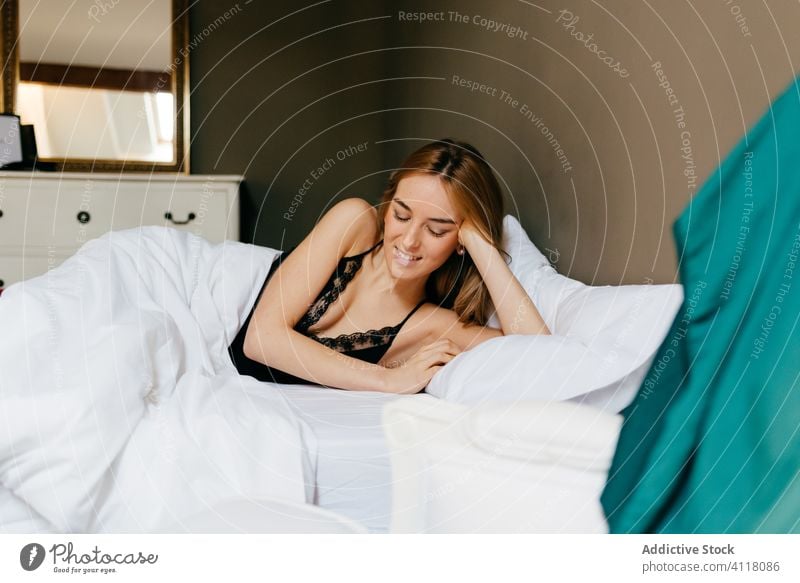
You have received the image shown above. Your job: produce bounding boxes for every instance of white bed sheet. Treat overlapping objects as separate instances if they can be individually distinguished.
[0,486,57,534]
[2,380,402,534]
[274,386,426,533]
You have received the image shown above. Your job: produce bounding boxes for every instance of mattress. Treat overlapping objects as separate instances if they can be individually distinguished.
[275,385,424,533]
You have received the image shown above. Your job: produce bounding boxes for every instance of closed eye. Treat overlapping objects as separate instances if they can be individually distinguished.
[393,207,449,237]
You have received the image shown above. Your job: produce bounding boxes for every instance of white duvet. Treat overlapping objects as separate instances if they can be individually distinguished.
[0,227,316,533]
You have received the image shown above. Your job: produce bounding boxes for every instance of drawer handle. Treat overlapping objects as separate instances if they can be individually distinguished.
[164,211,196,225]
[77,211,91,224]
[0,209,3,218]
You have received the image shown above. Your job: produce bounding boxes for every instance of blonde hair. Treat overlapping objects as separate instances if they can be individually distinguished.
[376,139,506,325]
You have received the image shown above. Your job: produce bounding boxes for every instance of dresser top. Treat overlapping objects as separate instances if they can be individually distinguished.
[0,172,244,184]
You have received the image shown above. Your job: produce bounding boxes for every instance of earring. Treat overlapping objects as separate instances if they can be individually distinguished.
[457,245,465,256]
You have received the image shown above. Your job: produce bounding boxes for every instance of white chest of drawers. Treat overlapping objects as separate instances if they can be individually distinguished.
[0,172,241,290]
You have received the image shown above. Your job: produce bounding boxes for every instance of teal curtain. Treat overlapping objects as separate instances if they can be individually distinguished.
[601,77,800,533]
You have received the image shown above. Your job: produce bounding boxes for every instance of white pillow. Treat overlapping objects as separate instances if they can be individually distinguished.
[431,216,683,412]
[427,334,633,405]
[487,216,583,330]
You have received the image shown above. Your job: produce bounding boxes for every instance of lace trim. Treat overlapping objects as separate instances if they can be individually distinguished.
[295,255,363,332]
[309,325,399,353]
[294,239,406,353]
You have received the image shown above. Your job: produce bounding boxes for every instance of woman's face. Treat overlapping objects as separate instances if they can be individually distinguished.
[382,173,463,280]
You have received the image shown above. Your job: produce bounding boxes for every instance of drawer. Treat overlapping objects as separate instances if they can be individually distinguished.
[0,180,118,249]
[138,184,232,243]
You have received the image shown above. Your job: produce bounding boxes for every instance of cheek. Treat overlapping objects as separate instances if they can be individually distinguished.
[429,236,458,259]
[383,220,401,240]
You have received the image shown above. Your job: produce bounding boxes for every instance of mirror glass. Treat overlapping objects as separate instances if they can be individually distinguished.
[16,0,181,166]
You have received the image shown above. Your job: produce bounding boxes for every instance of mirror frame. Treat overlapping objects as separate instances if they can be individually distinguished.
[1,0,189,173]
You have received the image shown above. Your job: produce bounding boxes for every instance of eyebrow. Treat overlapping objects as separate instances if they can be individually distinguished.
[393,199,457,225]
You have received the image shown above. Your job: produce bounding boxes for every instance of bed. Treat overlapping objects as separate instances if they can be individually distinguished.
[0,226,418,534]
[0,221,681,534]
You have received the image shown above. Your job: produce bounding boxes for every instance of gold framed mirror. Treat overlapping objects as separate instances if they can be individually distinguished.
[1,0,189,172]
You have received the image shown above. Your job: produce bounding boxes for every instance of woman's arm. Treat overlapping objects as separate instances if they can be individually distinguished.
[244,198,387,390]
[243,198,458,393]
[460,221,551,336]
[389,221,549,356]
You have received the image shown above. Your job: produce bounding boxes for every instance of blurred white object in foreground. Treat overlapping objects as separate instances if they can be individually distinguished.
[384,396,622,533]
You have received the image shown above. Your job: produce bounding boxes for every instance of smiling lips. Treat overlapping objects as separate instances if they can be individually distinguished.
[393,246,422,266]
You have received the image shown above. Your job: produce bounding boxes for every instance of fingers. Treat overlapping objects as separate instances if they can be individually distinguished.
[419,338,460,354]
[433,351,457,366]
[401,340,461,387]
[418,346,459,368]
[411,349,458,369]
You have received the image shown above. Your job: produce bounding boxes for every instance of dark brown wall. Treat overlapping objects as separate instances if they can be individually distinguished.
[189,0,393,248]
[190,0,800,284]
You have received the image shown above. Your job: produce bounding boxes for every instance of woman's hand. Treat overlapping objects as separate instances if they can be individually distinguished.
[458,219,494,258]
[381,339,461,394]
[459,219,552,337]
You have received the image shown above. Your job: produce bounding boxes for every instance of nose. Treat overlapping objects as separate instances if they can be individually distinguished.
[401,222,422,250]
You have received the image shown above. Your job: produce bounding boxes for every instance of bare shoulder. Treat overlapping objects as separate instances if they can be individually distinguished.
[318,198,379,256]
[413,303,462,334]
[250,198,377,333]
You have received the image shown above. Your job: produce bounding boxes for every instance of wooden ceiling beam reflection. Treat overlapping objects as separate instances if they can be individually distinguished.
[19,62,170,93]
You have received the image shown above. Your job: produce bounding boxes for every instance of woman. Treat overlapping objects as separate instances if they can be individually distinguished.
[228,139,550,393]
